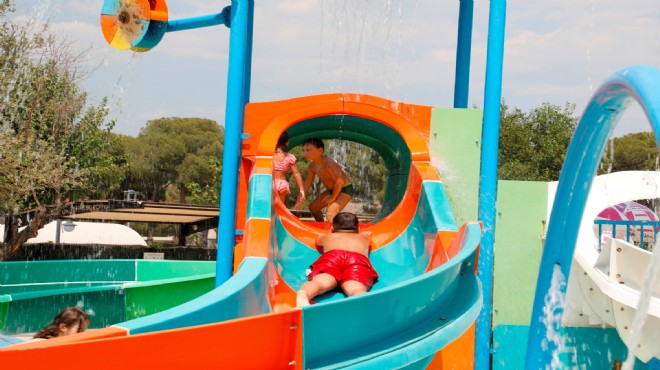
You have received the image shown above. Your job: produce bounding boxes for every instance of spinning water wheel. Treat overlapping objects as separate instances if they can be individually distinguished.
[100,0,168,52]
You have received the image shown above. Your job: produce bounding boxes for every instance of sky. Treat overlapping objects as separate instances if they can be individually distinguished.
[10,0,660,138]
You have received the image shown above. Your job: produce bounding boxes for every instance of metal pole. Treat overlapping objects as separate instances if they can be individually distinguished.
[453,0,474,108]
[216,0,254,287]
[475,1,506,369]
[166,12,228,33]
[55,219,62,244]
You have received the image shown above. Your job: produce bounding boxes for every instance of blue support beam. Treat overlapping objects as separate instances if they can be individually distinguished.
[476,1,506,369]
[216,0,255,287]
[454,0,474,109]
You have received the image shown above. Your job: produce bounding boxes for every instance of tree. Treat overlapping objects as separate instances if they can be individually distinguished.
[120,118,224,203]
[186,157,221,205]
[0,2,124,259]
[498,102,579,181]
[599,132,658,173]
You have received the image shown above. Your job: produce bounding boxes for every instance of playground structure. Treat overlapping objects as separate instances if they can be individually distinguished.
[1,0,660,369]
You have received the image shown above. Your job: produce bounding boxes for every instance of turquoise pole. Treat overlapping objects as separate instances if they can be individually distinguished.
[453,0,474,109]
[475,1,506,369]
[216,0,254,287]
[166,10,230,33]
[525,65,660,369]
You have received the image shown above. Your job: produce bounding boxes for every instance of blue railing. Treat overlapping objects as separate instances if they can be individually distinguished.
[594,219,659,251]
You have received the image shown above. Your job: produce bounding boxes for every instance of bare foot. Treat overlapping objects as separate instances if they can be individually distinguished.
[296,290,310,307]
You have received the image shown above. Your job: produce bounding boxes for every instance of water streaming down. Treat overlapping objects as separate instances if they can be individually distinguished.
[541,264,569,370]
[318,0,418,99]
[323,138,386,219]
[622,237,660,369]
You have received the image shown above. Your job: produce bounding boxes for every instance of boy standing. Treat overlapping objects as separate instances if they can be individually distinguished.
[296,212,378,307]
[296,138,353,222]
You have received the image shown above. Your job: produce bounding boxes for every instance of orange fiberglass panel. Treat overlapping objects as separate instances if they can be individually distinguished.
[426,323,476,370]
[339,93,433,137]
[242,93,432,159]
[242,218,272,258]
[242,95,344,157]
[427,230,452,271]
[1,311,304,369]
[270,265,298,311]
[0,326,128,353]
[148,0,168,21]
[342,100,432,162]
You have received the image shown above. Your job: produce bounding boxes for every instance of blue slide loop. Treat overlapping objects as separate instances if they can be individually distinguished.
[525,65,660,369]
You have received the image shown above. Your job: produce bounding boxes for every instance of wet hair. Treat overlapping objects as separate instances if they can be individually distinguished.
[277,131,289,149]
[302,137,324,150]
[332,212,359,233]
[33,307,90,339]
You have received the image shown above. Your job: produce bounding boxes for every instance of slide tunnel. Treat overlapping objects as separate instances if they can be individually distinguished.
[1,94,482,369]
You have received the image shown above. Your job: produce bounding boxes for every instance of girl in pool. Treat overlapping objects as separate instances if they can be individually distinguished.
[32,307,90,340]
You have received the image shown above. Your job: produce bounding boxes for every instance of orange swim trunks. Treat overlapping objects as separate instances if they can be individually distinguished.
[307,249,379,289]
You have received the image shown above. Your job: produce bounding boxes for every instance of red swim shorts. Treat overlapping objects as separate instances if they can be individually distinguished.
[307,249,379,289]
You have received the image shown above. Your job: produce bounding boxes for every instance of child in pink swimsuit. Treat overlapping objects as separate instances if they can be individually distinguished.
[296,212,378,307]
[273,132,304,205]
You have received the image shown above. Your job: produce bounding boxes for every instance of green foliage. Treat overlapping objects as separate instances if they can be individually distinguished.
[186,157,221,205]
[600,132,658,173]
[120,117,223,202]
[498,102,578,181]
[0,2,126,255]
[0,4,123,211]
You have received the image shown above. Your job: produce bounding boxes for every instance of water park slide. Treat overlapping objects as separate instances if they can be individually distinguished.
[0,94,482,369]
[564,171,660,366]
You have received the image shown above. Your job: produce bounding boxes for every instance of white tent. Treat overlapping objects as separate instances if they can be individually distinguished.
[0,221,146,246]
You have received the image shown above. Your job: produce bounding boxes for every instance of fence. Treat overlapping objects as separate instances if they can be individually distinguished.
[594,219,660,251]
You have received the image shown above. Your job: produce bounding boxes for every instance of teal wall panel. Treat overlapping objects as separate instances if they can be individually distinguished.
[493,325,646,369]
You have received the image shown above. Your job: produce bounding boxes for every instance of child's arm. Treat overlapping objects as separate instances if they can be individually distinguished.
[291,164,304,198]
[301,164,316,195]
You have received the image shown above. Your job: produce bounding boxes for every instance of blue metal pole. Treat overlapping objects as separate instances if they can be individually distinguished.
[475,1,506,369]
[216,0,254,287]
[453,0,474,109]
[166,12,229,33]
[525,65,660,369]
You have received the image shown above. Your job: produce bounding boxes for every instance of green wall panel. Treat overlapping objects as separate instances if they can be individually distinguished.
[135,260,215,281]
[493,180,548,326]
[429,108,482,226]
[124,277,215,320]
[3,290,126,334]
[0,302,7,331]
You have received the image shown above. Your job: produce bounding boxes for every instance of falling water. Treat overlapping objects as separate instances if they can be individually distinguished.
[622,235,660,369]
[541,264,570,370]
[317,0,420,99]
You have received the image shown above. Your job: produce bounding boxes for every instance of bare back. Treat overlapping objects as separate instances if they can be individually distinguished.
[316,231,371,257]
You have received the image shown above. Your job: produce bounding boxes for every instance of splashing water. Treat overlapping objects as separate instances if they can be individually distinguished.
[541,264,570,370]
[622,234,660,369]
